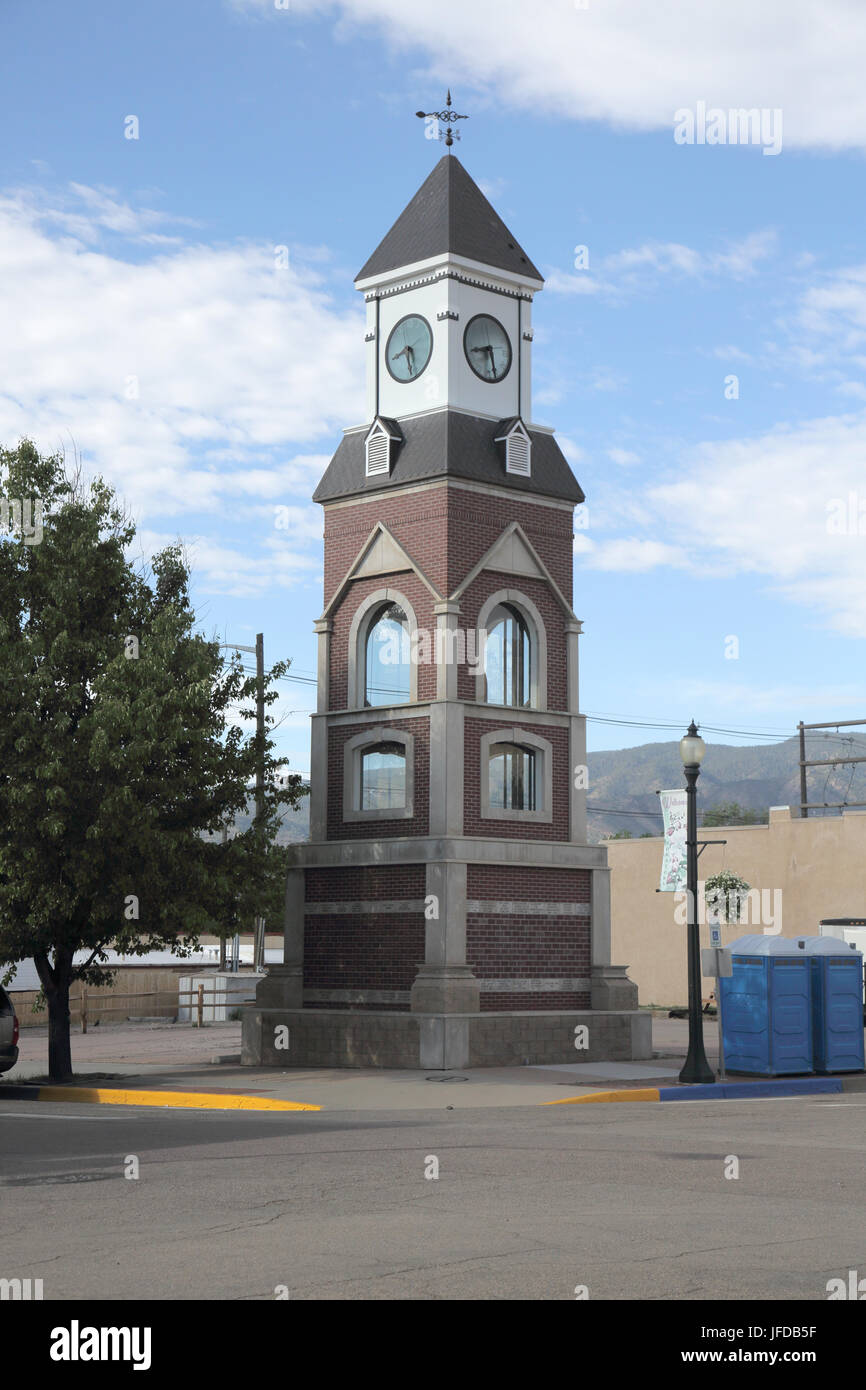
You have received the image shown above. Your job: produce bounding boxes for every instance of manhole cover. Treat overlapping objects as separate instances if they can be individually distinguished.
[425,1074,469,1083]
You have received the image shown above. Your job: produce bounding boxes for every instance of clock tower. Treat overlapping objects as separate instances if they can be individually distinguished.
[243,155,649,1069]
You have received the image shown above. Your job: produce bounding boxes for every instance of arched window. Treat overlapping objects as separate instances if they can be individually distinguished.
[488,742,537,812]
[360,742,407,811]
[364,602,411,707]
[484,603,531,708]
[343,726,415,822]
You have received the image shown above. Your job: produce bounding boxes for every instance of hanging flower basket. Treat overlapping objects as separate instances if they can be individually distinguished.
[704,870,750,924]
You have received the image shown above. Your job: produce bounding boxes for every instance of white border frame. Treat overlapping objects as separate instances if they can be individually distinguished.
[475,588,547,711]
[347,587,419,710]
[343,726,415,823]
[479,726,553,824]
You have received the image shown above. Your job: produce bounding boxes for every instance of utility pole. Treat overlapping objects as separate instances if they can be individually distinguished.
[219,825,227,970]
[217,636,268,971]
[799,721,808,820]
[797,717,866,816]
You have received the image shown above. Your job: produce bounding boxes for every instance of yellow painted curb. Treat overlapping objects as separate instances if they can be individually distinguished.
[35,1086,320,1112]
[544,1087,661,1105]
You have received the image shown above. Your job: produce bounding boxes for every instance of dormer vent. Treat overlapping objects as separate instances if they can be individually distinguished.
[495,417,532,477]
[365,417,402,477]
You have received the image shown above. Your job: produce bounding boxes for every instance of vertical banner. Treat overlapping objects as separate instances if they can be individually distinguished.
[658,788,687,892]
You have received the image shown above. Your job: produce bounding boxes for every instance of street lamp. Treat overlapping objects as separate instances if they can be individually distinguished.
[678,720,715,1085]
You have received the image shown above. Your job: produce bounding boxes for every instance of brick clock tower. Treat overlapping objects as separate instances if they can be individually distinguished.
[243,155,649,1069]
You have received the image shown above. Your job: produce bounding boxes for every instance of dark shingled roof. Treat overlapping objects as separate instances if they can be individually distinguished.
[356,156,543,284]
[313,411,584,506]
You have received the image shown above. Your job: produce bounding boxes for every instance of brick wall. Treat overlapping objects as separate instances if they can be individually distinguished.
[482,992,589,1010]
[323,491,450,606]
[465,864,591,1013]
[322,482,574,612]
[305,865,426,901]
[302,863,426,1011]
[444,488,574,602]
[467,908,591,1012]
[463,716,570,840]
[466,865,591,901]
[303,911,424,998]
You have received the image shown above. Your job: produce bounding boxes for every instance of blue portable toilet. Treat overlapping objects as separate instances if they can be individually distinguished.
[802,936,865,1073]
[718,935,813,1075]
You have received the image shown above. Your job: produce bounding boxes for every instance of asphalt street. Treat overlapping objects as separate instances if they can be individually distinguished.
[2,1094,865,1300]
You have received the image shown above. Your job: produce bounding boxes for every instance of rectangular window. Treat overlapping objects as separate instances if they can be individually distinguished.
[360,743,406,810]
[488,743,536,812]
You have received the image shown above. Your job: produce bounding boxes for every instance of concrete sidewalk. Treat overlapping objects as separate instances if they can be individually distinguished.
[5,1016,862,1110]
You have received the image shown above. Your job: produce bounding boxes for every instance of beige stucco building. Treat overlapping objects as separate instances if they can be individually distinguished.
[608,806,866,1007]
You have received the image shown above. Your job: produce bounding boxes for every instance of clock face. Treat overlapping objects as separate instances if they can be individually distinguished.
[464,314,512,383]
[385,314,433,382]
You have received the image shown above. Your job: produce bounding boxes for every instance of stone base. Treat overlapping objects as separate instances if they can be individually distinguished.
[409,965,481,1014]
[241,1006,651,1070]
[591,964,639,1012]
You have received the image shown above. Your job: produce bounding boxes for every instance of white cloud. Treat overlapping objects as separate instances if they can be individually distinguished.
[573,400,866,636]
[547,231,776,301]
[232,0,866,152]
[130,528,320,598]
[579,538,686,572]
[650,414,866,635]
[797,265,866,353]
[607,447,640,467]
[0,184,365,524]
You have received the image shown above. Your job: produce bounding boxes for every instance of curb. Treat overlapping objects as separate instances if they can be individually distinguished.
[0,1084,320,1112]
[546,1077,847,1105]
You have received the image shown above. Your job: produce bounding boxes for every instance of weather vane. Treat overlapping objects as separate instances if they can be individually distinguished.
[415,90,468,148]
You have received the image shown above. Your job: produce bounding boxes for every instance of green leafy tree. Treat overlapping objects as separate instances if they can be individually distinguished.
[702,801,768,827]
[0,441,305,1080]
[606,829,633,839]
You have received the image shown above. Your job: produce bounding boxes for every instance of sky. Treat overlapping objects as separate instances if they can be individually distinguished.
[2,0,865,776]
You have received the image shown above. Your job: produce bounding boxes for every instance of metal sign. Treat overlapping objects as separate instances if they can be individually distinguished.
[701,947,733,978]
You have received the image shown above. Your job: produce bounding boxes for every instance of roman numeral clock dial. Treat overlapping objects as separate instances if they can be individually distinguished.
[385,314,433,382]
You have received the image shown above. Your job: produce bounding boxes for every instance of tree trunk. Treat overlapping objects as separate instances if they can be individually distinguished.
[34,948,74,1083]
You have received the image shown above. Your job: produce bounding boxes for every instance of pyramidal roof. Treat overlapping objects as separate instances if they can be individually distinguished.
[356,155,543,284]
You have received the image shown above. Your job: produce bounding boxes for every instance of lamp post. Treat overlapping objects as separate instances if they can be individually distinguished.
[679,721,715,1085]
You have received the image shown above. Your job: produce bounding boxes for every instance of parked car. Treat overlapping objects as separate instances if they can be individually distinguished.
[0,985,19,1073]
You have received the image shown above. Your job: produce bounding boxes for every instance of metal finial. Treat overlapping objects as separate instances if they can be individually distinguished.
[415,91,468,150]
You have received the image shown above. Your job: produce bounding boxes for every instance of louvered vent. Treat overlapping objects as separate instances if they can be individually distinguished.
[366,429,390,476]
[505,431,531,476]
